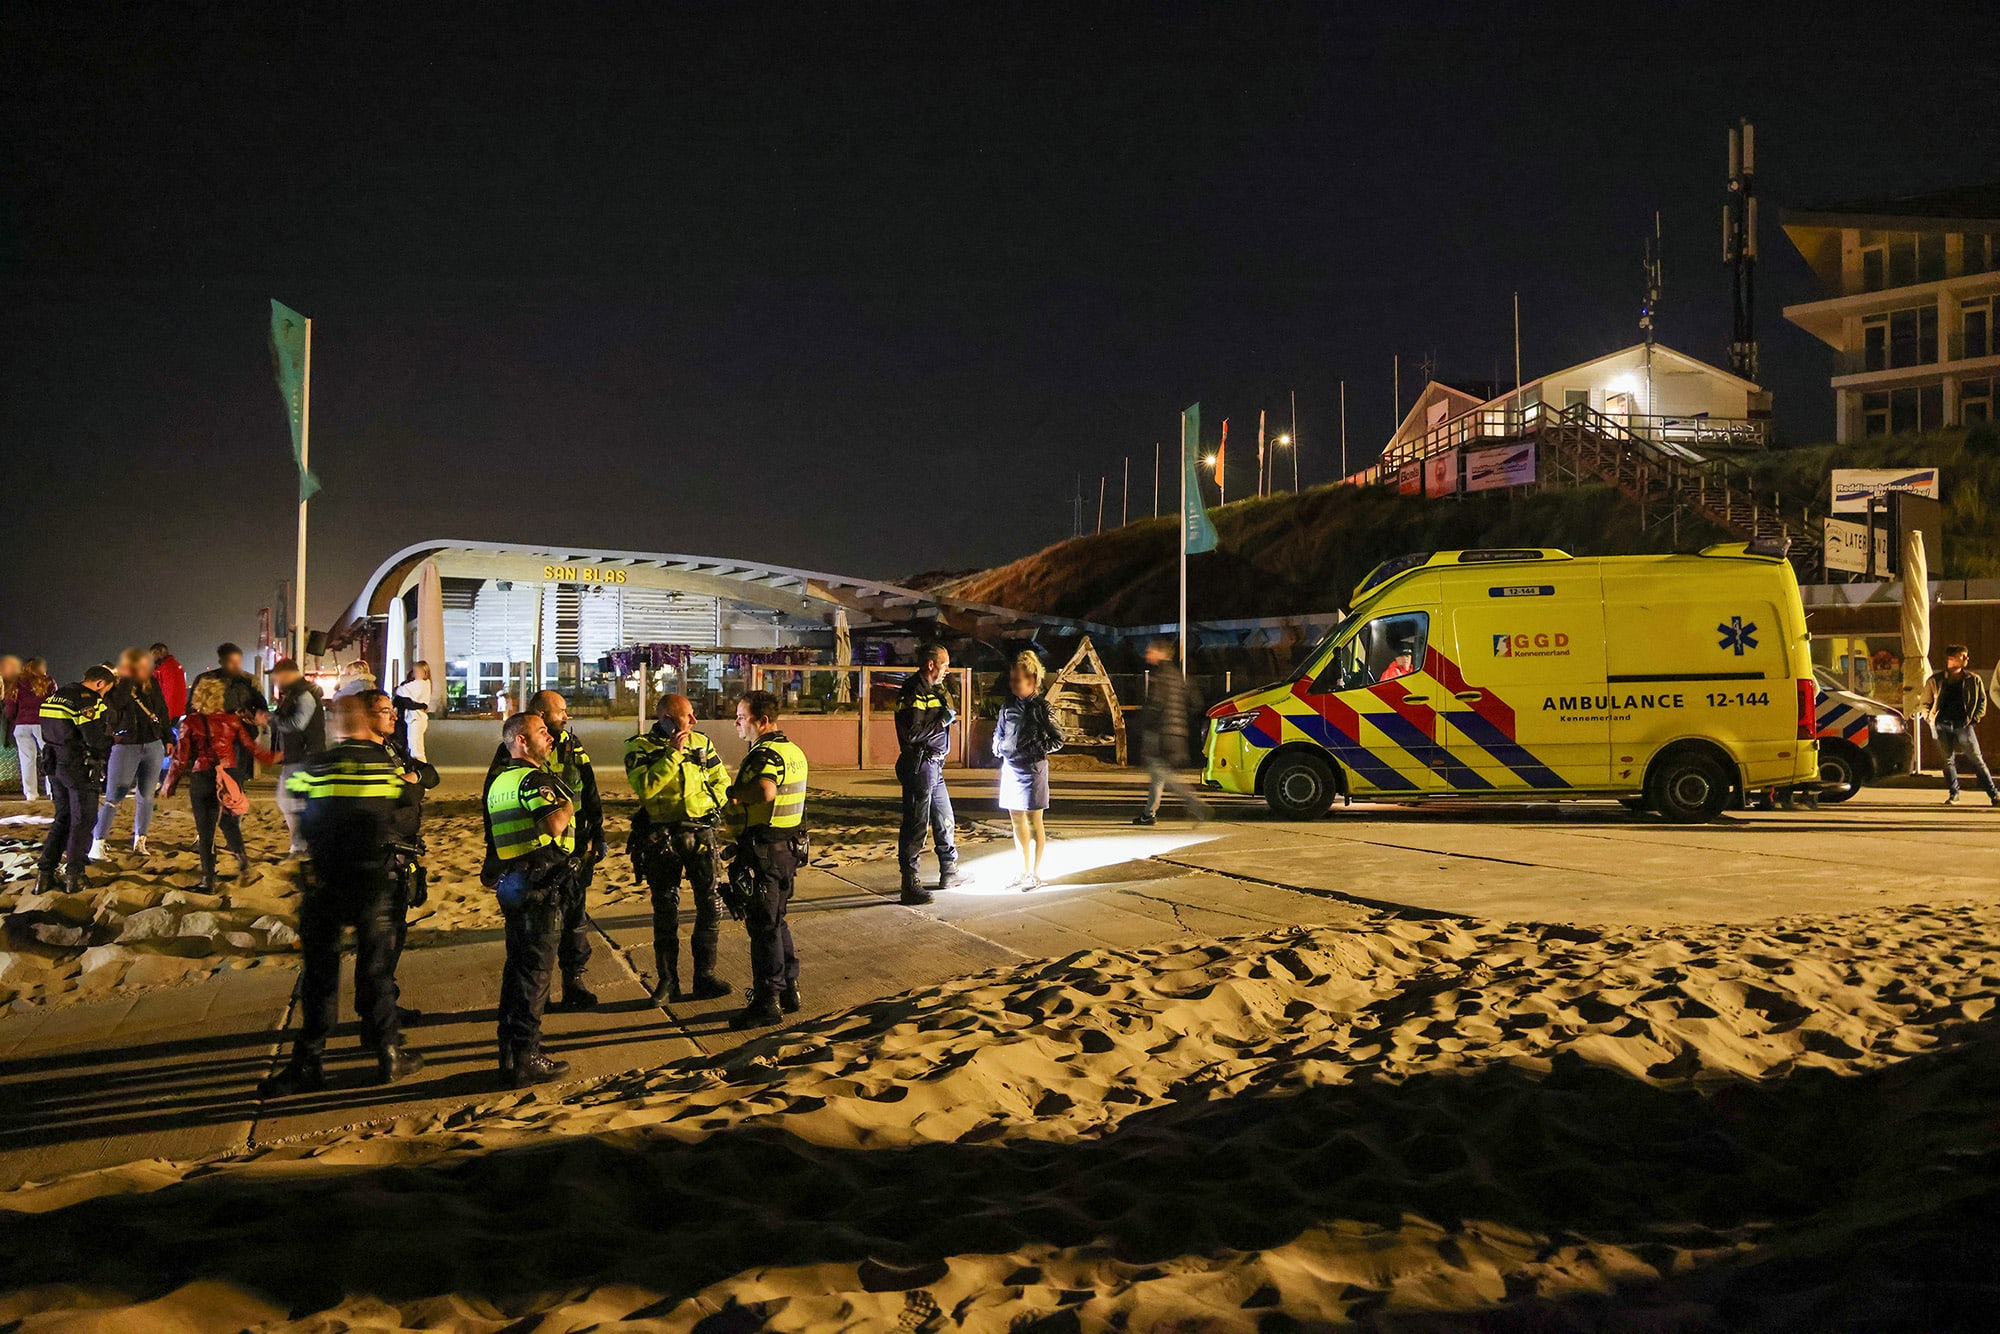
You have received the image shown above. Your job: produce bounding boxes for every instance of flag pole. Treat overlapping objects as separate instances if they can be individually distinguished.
[296,317,312,664]
[1179,408,1189,675]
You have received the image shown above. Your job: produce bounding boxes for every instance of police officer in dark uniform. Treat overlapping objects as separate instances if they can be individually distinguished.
[483,689,604,1010]
[484,710,577,1087]
[260,692,427,1096]
[36,665,115,894]
[624,693,733,1004]
[894,644,959,905]
[724,690,809,1029]
[362,688,439,1015]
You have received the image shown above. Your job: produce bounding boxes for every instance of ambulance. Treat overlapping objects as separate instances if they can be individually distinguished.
[1202,544,1819,822]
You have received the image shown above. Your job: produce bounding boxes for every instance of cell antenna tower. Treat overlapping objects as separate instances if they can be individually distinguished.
[1724,118,1759,381]
[1643,210,1662,414]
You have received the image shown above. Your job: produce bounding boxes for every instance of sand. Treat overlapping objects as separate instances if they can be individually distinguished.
[3,902,1996,1330]
[0,791,996,1013]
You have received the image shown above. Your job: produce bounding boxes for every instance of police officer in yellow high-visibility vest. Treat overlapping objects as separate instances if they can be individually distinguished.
[35,665,114,895]
[483,711,578,1087]
[624,693,733,1005]
[723,689,809,1029]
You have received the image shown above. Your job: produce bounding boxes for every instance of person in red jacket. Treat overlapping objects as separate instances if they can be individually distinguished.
[163,676,279,890]
[150,643,189,725]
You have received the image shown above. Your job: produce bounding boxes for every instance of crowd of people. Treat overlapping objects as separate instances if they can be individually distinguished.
[0,637,1213,1095]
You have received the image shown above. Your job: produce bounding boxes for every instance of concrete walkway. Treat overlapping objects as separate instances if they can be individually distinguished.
[4,770,1995,1190]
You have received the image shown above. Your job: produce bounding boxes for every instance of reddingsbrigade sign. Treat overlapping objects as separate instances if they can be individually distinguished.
[1830,467,1939,513]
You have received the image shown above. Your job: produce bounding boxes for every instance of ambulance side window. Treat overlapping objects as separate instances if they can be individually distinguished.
[1311,612,1429,693]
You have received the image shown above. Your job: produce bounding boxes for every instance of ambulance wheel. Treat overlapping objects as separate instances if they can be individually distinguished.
[1646,750,1730,823]
[1263,752,1337,820]
[1815,745,1863,804]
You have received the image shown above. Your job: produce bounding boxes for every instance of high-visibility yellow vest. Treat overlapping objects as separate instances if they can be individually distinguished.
[284,753,404,801]
[727,734,808,834]
[624,727,729,823]
[487,762,576,861]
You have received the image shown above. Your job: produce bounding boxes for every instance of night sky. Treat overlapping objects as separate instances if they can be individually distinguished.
[5,1,1995,675]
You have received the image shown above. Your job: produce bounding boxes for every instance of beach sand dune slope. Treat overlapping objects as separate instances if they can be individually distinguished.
[2,906,1997,1331]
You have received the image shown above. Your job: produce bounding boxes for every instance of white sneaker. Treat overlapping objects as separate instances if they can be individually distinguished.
[131,836,150,856]
[87,837,108,861]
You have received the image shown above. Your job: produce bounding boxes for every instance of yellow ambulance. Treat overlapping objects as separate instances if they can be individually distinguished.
[1202,544,1819,822]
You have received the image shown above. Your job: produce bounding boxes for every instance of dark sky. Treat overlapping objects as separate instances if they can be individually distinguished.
[5,1,1995,675]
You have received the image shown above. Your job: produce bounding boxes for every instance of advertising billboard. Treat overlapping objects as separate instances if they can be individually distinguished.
[1464,442,1535,493]
[1397,461,1423,495]
[1830,468,1939,513]
[1424,449,1458,497]
[1823,518,1891,575]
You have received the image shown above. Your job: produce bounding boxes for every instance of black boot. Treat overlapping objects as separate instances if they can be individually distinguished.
[899,878,934,906]
[34,863,58,895]
[779,984,802,1014]
[497,1041,518,1085]
[376,1045,426,1084]
[937,863,959,894]
[62,866,87,895]
[648,972,680,1005]
[730,990,784,1029]
[650,946,680,1004]
[689,973,732,1000]
[258,1050,326,1098]
[556,978,599,1011]
[508,1046,570,1088]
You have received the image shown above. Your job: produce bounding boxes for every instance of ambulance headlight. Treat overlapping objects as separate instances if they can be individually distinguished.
[1871,713,1905,734]
[1212,713,1258,734]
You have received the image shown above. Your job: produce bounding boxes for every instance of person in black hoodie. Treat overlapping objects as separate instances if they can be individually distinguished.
[269,659,327,856]
[88,648,172,861]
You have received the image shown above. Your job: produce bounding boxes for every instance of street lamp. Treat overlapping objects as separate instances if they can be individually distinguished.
[1271,434,1294,493]
[1202,452,1222,505]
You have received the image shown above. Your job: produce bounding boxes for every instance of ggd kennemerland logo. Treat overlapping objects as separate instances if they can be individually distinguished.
[1493,631,1571,658]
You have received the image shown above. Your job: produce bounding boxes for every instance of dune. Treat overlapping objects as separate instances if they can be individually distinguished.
[3,903,1996,1330]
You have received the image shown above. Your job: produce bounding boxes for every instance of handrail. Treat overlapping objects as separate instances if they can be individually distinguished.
[1379,399,1768,472]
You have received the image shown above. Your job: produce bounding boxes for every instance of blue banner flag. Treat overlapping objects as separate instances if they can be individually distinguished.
[1181,403,1217,554]
[269,299,320,501]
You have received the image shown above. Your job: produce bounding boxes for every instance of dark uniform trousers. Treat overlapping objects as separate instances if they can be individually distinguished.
[741,830,800,998]
[896,753,957,882]
[642,821,724,984]
[297,862,403,1054]
[41,772,100,871]
[498,868,568,1051]
[556,859,593,985]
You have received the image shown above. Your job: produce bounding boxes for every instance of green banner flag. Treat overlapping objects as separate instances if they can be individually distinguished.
[1181,403,1217,554]
[269,299,320,501]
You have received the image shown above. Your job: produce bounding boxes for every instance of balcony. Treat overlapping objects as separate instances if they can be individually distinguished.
[1835,331,1997,377]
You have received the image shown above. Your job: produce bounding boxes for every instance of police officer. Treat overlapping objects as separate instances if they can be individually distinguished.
[484,711,576,1087]
[36,665,115,894]
[260,693,426,1096]
[362,687,439,1018]
[483,690,604,1010]
[624,693,733,1004]
[895,644,959,905]
[724,690,809,1029]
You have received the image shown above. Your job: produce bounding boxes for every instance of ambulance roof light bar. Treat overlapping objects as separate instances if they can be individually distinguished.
[1354,548,1574,600]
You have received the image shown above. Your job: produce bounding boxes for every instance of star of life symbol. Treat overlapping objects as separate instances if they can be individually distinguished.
[1717,616,1758,656]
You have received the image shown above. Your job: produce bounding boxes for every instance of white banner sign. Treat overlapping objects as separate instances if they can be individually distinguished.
[1830,467,1939,513]
[1823,518,1891,575]
[1465,442,1536,493]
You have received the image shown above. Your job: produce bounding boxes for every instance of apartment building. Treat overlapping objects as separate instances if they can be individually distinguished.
[1782,184,2000,439]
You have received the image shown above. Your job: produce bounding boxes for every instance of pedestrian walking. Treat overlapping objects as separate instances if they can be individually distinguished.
[5,658,55,801]
[188,643,270,773]
[269,658,327,855]
[482,710,576,1088]
[723,690,808,1029]
[258,691,427,1097]
[992,650,1060,890]
[0,656,17,795]
[894,644,959,905]
[89,647,171,860]
[162,675,280,890]
[482,690,604,1010]
[150,643,188,728]
[1133,638,1212,825]
[34,665,114,893]
[624,693,733,1004]
[395,661,433,762]
[1925,643,1999,807]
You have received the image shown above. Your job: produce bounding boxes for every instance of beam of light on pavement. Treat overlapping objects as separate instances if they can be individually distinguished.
[948,831,1224,896]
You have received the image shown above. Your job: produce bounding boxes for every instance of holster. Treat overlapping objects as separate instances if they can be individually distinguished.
[389,842,429,909]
